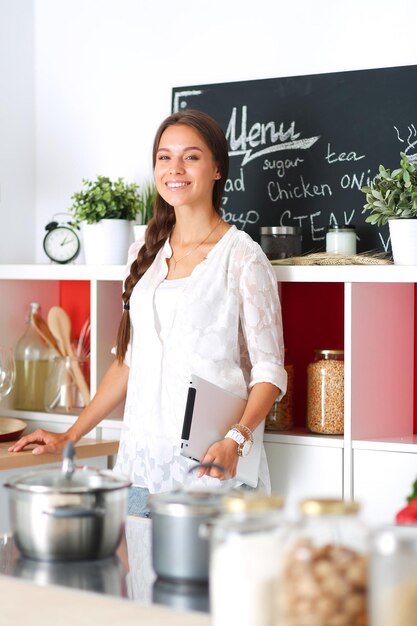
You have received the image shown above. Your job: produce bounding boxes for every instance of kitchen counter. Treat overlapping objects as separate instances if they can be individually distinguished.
[0,516,210,625]
[0,438,119,471]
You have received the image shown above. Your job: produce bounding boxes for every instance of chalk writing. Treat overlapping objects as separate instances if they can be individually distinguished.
[325,143,365,164]
[268,177,332,201]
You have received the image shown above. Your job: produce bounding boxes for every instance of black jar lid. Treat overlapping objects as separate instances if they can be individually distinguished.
[260,226,301,235]
[326,224,356,231]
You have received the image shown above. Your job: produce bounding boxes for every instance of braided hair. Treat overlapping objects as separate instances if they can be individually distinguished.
[115,109,229,362]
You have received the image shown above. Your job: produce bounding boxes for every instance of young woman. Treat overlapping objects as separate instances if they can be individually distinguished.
[9,110,287,517]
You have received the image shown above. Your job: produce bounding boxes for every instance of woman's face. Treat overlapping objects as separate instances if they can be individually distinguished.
[154,123,220,212]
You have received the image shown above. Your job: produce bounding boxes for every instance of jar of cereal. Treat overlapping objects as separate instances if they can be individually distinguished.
[266,351,294,431]
[278,498,369,626]
[307,349,344,434]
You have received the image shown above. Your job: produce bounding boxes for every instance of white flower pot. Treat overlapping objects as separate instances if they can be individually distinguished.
[388,218,417,265]
[133,224,147,242]
[82,219,133,265]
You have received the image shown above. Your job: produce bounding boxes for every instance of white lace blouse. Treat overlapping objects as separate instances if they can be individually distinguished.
[113,226,287,493]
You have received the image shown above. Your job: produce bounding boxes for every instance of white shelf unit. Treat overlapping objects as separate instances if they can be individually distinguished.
[0,264,126,432]
[0,263,415,523]
[269,264,416,523]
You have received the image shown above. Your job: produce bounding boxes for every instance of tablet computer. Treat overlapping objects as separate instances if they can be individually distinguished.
[180,374,265,487]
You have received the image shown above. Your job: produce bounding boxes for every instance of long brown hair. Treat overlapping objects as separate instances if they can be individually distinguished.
[116,109,229,361]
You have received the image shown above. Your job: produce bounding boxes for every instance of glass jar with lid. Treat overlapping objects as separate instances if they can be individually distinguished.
[278,498,369,626]
[266,349,295,431]
[370,526,417,626]
[307,349,344,434]
[326,224,357,255]
[209,492,285,626]
[260,226,302,260]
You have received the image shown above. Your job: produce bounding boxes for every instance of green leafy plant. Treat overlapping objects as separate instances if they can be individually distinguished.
[361,152,417,226]
[69,176,143,225]
[137,179,157,225]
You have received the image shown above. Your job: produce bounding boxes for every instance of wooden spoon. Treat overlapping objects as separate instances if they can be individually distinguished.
[31,312,65,357]
[47,306,91,406]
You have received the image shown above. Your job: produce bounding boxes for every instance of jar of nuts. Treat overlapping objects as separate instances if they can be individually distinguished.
[266,353,294,431]
[307,349,344,434]
[278,498,369,626]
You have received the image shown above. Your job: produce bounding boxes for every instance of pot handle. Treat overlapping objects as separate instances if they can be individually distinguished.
[42,505,105,519]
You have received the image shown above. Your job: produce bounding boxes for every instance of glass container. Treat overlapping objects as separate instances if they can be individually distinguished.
[260,226,302,260]
[326,225,357,255]
[14,303,50,411]
[210,492,284,626]
[266,351,294,431]
[307,349,344,434]
[370,526,417,626]
[278,498,368,626]
[44,356,89,414]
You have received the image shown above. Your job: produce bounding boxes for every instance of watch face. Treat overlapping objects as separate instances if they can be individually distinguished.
[241,440,252,457]
[43,226,80,264]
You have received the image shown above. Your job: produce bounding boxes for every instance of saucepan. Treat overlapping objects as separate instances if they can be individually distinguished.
[4,442,131,561]
[148,463,231,583]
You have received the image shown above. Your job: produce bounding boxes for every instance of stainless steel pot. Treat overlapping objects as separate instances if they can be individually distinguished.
[148,464,227,583]
[4,442,131,561]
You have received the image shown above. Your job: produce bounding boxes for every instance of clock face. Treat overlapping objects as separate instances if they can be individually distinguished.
[43,226,80,264]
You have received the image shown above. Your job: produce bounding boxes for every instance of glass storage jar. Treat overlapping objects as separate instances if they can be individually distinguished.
[44,356,89,414]
[278,499,369,626]
[260,226,302,260]
[370,526,417,626]
[307,349,344,434]
[209,492,284,626]
[266,351,294,431]
[326,224,357,255]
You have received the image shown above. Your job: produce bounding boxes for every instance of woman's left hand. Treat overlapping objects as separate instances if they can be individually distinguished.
[198,438,239,480]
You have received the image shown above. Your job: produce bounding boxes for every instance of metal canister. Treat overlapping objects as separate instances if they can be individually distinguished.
[260,226,302,260]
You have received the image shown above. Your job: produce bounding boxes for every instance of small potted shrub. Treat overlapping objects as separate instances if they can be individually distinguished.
[361,152,417,264]
[69,176,142,264]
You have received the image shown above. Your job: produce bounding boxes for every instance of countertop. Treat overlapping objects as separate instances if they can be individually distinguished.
[0,516,210,625]
[0,438,119,470]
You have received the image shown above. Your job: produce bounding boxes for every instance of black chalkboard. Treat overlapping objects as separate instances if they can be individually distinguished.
[172,65,417,253]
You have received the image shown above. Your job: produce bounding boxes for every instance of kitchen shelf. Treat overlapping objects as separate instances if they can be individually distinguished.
[264,430,344,448]
[0,261,415,524]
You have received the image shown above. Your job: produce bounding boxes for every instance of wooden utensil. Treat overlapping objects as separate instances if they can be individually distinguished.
[47,306,91,406]
[31,312,65,357]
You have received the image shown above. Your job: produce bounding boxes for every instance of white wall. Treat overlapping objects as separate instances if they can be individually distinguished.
[4,0,417,262]
[0,0,35,263]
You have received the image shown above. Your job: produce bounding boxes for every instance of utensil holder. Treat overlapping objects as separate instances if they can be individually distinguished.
[44,356,89,414]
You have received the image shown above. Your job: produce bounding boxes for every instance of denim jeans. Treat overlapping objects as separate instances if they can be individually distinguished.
[127,486,151,518]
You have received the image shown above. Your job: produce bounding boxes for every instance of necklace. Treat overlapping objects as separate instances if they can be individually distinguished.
[171,217,222,272]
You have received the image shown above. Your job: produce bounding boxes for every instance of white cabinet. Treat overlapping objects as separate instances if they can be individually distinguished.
[0,264,126,432]
[0,263,416,524]
[264,434,343,518]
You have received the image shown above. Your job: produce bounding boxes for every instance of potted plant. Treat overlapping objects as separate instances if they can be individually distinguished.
[133,179,157,242]
[69,176,142,264]
[361,152,417,264]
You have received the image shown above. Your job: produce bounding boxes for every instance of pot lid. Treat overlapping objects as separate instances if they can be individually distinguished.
[148,489,224,517]
[4,442,131,494]
[5,466,131,494]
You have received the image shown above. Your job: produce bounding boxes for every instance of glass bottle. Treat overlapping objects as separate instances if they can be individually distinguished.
[266,350,295,431]
[278,498,369,626]
[209,492,284,626]
[14,303,50,411]
[307,349,344,434]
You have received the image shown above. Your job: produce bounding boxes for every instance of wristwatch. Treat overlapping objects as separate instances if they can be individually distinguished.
[225,427,253,457]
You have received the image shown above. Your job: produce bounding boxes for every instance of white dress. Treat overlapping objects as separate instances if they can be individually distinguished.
[113,226,287,493]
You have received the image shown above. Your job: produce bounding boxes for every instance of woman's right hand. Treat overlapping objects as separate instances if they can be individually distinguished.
[8,429,75,456]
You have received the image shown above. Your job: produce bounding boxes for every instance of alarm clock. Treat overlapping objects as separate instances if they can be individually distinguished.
[43,216,81,264]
